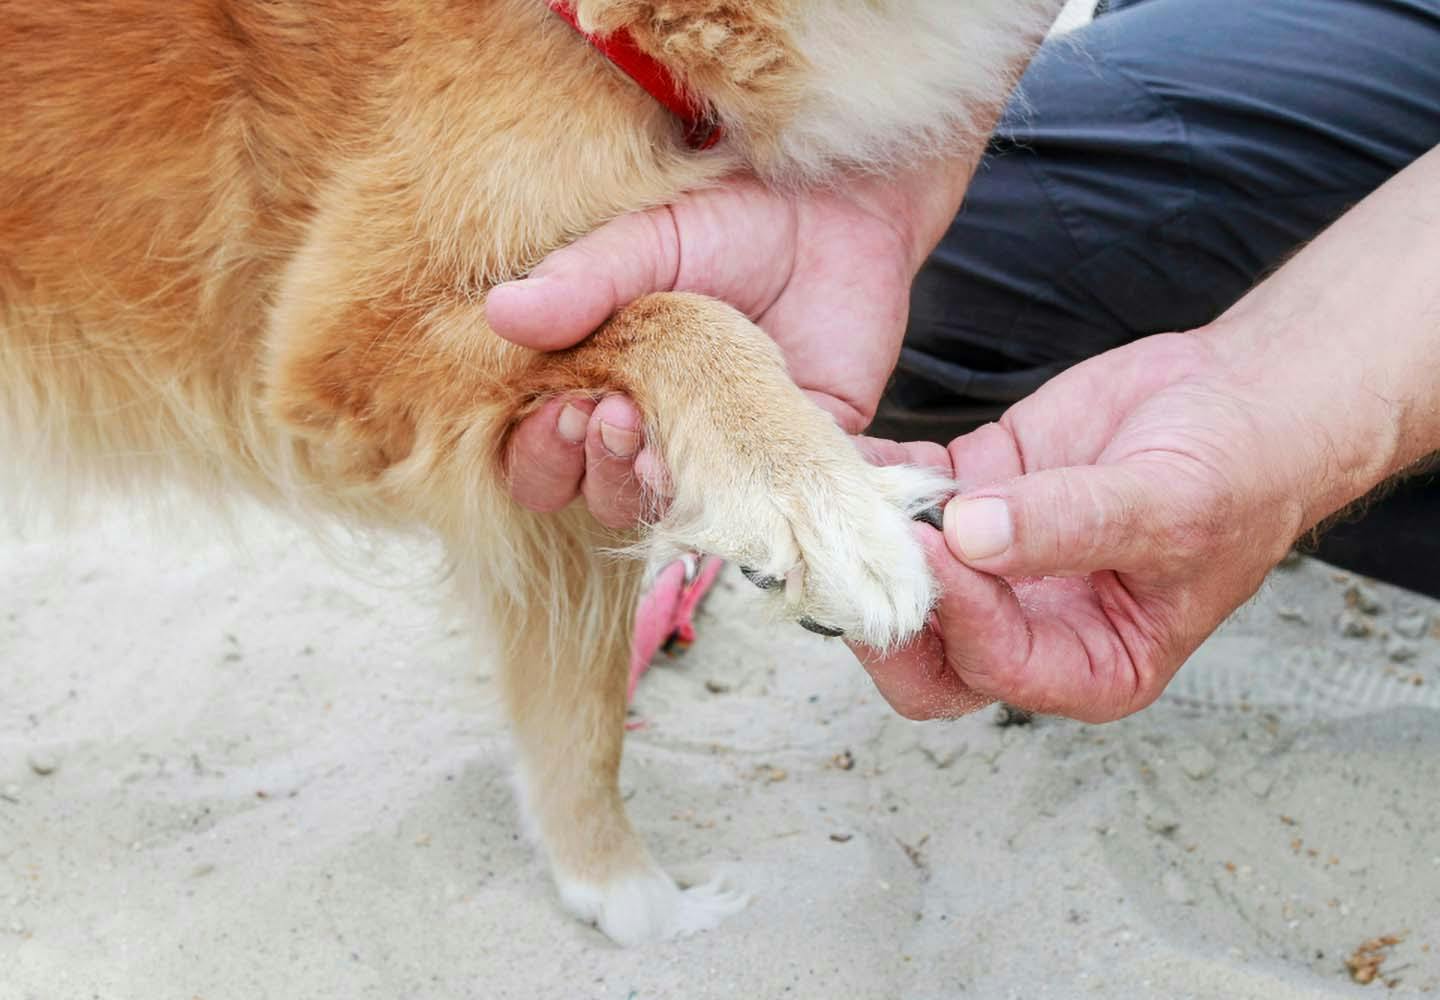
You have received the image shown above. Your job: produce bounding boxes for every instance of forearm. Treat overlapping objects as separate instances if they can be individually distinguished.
[1205,143,1440,529]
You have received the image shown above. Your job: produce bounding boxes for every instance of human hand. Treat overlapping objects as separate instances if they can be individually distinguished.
[490,159,974,527]
[853,146,1440,723]
[851,333,1330,722]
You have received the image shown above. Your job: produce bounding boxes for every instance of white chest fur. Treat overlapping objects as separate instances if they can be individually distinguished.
[776,0,1061,179]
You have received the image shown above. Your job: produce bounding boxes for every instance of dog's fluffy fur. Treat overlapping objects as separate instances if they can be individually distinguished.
[1,0,1056,943]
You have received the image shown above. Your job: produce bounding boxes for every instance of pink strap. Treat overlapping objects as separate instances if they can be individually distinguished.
[628,555,725,703]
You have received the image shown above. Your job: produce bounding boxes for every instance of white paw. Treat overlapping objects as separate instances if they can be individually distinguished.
[658,458,954,649]
[557,867,749,946]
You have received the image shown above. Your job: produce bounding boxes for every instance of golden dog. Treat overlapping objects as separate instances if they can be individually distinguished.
[1,0,1056,943]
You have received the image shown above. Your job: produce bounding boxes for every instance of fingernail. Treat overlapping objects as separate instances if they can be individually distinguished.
[557,403,588,444]
[943,497,1012,561]
[599,420,640,458]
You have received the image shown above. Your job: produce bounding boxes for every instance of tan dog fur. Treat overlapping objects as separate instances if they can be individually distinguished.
[1,0,1056,943]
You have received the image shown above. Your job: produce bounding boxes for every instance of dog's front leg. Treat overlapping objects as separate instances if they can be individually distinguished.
[518,292,956,649]
[263,274,747,945]
[475,519,748,946]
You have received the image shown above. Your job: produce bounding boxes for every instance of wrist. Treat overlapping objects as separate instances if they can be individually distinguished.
[844,150,981,279]
[1201,145,1440,530]
[1202,319,1402,534]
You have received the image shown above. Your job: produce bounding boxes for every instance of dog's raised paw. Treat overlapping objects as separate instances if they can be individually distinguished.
[660,456,954,650]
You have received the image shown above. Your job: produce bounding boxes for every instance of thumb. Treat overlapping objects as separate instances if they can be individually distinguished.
[485,208,680,350]
[942,461,1199,579]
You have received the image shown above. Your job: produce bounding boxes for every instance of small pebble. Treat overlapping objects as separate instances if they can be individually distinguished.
[1344,583,1383,616]
[703,679,731,695]
[1276,606,1308,624]
[0,784,20,803]
[829,832,853,843]
[1395,612,1430,640]
[1385,637,1418,663]
[27,752,58,776]
[1176,745,1217,781]
[831,750,855,771]
[1338,611,1373,639]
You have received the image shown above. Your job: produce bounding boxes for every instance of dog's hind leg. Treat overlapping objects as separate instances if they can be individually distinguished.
[458,509,747,946]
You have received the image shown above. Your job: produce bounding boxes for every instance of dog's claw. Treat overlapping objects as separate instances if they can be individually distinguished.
[798,617,845,638]
[740,566,783,591]
[912,503,945,531]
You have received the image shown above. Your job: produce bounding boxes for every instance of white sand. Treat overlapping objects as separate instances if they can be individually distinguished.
[6,7,1438,995]
[3,504,1439,1000]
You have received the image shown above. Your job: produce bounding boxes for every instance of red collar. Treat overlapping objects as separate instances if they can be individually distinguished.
[547,1,724,150]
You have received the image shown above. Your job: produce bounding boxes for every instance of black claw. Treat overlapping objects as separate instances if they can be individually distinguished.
[798,617,845,638]
[912,503,945,531]
[740,566,783,591]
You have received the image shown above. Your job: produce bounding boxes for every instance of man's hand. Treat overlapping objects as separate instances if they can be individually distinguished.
[851,334,1319,722]
[855,145,1440,723]
[490,160,975,524]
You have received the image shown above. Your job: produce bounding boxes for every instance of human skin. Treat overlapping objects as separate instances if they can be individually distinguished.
[857,143,1440,722]
[489,155,973,528]
[491,143,1440,723]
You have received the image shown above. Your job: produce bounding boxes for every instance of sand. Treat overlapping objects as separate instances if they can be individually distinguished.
[3,503,1439,1000]
[6,7,1439,996]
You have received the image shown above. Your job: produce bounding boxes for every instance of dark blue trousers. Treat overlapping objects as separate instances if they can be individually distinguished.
[874,0,1440,594]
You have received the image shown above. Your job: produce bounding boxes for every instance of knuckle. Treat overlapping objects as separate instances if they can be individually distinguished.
[1028,468,1103,567]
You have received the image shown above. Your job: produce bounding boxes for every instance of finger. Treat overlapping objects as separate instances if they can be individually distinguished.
[582,395,649,530]
[849,626,994,721]
[944,421,1025,491]
[486,209,680,350]
[854,435,952,473]
[942,461,1194,579]
[848,528,1020,720]
[506,397,592,513]
[806,390,870,434]
[632,446,673,504]
[905,530,1147,723]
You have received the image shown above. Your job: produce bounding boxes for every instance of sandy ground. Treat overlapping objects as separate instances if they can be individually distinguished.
[3,502,1439,1000]
[6,7,1439,998]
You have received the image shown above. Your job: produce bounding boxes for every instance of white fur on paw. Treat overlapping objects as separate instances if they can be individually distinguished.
[659,458,954,650]
[558,868,749,946]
